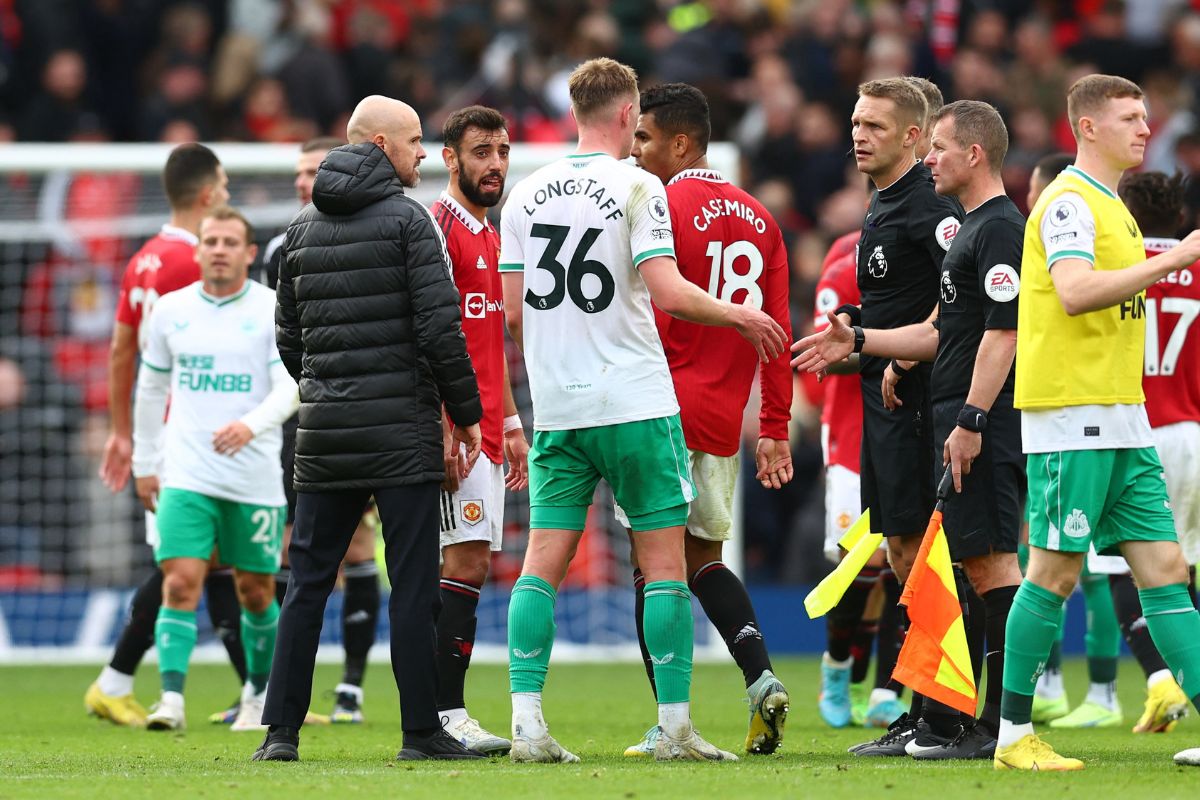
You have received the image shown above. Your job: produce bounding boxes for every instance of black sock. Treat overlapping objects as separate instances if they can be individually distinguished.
[958,568,986,692]
[909,689,924,720]
[850,618,879,684]
[979,584,1017,738]
[924,699,961,737]
[690,560,773,687]
[204,568,248,684]
[274,566,290,607]
[435,575,480,711]
[109,567,163,675]
[876,571,904,693]
[633,569,657,698]
[341,560,380,687]
[1110,572,1170,678]
[826,564,880,663]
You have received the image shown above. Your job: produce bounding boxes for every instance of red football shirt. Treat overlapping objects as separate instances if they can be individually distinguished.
[815,232,862,473]
[655,169,793,457]
[433,194,505,464]
[115,225,200,349]
[1143,237,1200,428]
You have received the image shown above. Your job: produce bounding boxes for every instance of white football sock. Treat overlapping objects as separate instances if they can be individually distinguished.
[441,707,468,727]
[1148,669,1173,689]
[658,701,690,739]
[822,652,852,669]
[1035,669,1064,699]
[869,687,898,707]
[98,666,134,697]
[997,718,1033,748]
[1085,681,1118,710]
[512,692,547,739]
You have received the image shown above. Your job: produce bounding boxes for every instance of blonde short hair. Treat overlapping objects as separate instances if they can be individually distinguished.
[568,57,639,123]
[1067,74,1143,138]
[858,77,928,129]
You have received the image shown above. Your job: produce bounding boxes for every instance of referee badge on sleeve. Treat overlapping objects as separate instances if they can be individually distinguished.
[984,265,1020,302]
[936,217,960,251]
[460,500,484,526]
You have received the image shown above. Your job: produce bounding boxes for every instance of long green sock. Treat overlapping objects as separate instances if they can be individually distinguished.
[508,575,556,693]
[156,607,198,694]
[1081,574,1120,683]
[1047,605,1065,671]
[1001,581,1066,725]
[1139,583,1200,711]
[643,580,693,705]
[241,599,279,693]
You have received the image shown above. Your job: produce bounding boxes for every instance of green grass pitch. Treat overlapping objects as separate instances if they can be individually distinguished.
[2,658,1197,799]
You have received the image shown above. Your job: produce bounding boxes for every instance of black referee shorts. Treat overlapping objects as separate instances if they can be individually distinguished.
[932,394,1025,562]
[860,363,936,537]
[281,413,299,525]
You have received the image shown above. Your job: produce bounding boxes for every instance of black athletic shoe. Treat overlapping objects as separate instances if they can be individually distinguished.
[252,726,300,762]
[909,723,997,761]
[397,729,487,760]
[903,719,955,757]
[850,713,920,757]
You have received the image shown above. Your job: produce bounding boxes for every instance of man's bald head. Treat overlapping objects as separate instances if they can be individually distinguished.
[346,95,427,188]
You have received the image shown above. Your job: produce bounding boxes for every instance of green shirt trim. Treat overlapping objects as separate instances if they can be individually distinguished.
[198,283,251,307]
[498,262,524,272]
[1048,248,1096,265]
[142,361,171,373]
[633,247,674,267]
[1064,166,1118,200]
[566,152,606,159]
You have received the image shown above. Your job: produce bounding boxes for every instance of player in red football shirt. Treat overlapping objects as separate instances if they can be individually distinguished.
[626,82,793,756]
[429,106,530,755]
[86,144,241,725]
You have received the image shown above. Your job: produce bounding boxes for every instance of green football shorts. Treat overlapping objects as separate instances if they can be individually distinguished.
[1026,447,1177,556]
[154,487,285,573]
[528,415,695,532]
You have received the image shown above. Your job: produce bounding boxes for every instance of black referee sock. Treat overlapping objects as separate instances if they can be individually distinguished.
[341,560,380,688]
[633,570,657,698]
[690,560,773,687]
[875,571,904,692]
[980,584,1017,739]
[274,566,290,607]
[850,618,879,684]
[435,575,481,711]
[204,568,248,684]
[109,567,163,676]
[1110,572,1170,678]
[826,565,880,663]
[957,567,986,689]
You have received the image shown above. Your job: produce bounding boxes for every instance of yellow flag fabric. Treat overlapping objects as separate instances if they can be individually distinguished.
[804,511,880,619]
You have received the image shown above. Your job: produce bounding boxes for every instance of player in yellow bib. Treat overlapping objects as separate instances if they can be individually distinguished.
[995,74,1200,771]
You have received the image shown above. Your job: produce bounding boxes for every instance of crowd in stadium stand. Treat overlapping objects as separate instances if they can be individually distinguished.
[3,0,1200,583]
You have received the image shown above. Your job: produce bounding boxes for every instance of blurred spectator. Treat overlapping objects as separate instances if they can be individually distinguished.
[19,49,91,141]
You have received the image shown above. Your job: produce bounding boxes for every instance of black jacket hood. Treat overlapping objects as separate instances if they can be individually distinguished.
[312,142,403,216]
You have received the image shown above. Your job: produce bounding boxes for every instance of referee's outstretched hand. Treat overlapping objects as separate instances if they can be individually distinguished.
[790,311,855,374]
[732,303,787,363]
[453,422,483,479]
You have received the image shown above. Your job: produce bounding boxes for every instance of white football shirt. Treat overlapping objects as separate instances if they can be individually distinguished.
[499,153,680,430]
[139,281,288,505]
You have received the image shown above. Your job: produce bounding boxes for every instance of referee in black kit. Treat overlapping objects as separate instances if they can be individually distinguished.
[795,100,1024,760]
[820,77,963,755]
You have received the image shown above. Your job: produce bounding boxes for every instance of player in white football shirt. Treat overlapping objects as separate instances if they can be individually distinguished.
[132,207,299,732]
[500,57,786,763]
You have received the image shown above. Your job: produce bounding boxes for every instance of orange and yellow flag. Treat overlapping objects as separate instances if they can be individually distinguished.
[892,513,977,716]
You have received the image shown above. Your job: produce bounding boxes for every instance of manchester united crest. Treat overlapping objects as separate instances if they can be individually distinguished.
[460,500,483,525]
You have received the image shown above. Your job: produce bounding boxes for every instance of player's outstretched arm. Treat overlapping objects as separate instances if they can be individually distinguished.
[1052,230,1200,316]
[100,322,138,492]
[790,311,938,372]
[640,255,786,362]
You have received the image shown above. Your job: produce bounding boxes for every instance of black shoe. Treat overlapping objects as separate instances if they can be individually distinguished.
[903,719,955,757]
[910,723,997,761]
[397,728,486,760]
[850,712,920,757]
[252,726,300,762]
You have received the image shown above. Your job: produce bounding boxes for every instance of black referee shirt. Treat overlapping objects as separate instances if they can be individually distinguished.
[932,194,1024,403]
[858,161,963,376]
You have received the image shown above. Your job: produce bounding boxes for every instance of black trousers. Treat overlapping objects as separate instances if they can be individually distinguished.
[262,482,442,732]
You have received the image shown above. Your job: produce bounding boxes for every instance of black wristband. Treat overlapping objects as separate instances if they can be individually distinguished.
[835,304,862,327]
[851,326,865,354]
[956,404,988,433]
[889,359,909,377]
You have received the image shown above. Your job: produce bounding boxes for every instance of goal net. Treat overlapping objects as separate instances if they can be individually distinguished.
[0,141,741,664]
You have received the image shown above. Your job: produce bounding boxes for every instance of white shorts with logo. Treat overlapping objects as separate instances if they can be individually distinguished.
[824,463,864,563]
[1088,420,1200,573]
[613,449,738,541]
[440,457,505,552]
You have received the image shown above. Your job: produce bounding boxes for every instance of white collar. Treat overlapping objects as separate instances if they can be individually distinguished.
[668,168,727,186]
[160,223,198,246]
[438,192,491,235]
[1144,237,1181,254]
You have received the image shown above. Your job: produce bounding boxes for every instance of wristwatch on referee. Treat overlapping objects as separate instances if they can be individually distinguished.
[956,404,988,433]
[851,326,865,354]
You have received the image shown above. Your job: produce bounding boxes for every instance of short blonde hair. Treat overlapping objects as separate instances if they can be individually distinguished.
[200,206,255,244]
[932,100,1009,174]
[858,77,928,129]
[568,57,638,122]
[1067,74,1143,138]
[903,77,943,128]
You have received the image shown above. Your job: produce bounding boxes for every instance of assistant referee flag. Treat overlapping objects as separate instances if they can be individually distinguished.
[892,468,977,716]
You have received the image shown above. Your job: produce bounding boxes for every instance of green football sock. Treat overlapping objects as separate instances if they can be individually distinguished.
[1001,580,1066,725]
[643,580,693,705]
[1046,605,1066,670]
[508,575,556,694]
[241,599,279,693]
[1139,583,1200,711]
[1081,574,1120,683]
[156,607,198,694]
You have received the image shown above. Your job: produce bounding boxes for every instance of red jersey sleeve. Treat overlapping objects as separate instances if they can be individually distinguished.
[1143,242,1200,428]
[757,226,792,442]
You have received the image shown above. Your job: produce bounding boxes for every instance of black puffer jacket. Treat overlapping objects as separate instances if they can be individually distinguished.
[276,142,482,491]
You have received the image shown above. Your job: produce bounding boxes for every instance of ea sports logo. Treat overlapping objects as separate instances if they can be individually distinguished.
[936,217,960,252]
[464,292,486,319]
[984,264,1020,302]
